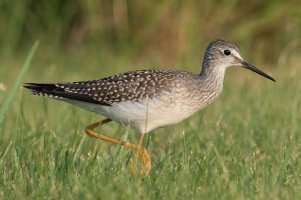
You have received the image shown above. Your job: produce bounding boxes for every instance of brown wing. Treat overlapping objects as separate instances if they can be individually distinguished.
[24,69,181,106]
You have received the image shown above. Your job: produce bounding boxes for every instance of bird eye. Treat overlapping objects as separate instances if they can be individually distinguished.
[223,49,231,56]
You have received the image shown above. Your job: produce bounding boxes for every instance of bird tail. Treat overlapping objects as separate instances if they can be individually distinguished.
[23,82,104,105]
[23,83,66,99]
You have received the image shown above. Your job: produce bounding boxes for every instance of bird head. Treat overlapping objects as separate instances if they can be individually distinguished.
[202,39,276,82]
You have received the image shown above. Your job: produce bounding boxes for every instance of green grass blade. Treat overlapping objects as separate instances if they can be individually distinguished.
[0,40,39,126]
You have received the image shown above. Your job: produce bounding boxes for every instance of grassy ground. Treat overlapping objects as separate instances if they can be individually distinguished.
[0,44,300,199]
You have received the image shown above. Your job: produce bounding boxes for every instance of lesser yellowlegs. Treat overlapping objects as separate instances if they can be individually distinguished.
[24,39,276,175]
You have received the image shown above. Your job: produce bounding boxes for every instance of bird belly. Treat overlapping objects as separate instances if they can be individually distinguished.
[111,97,196,133]
[64,95,197,134]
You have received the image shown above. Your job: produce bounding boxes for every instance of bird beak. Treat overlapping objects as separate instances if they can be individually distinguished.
[240,61,276,82]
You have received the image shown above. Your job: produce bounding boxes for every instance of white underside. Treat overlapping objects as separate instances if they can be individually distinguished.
[63,95,201,133]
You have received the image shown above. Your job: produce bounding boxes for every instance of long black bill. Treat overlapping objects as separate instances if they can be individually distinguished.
[241,61,276,82]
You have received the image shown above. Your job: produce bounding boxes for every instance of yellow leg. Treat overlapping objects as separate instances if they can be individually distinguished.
[85,119,135,149]
[85,119,151,175]
[132,133,151,175]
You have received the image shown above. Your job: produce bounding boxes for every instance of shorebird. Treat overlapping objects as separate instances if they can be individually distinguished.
[24,39,275,175]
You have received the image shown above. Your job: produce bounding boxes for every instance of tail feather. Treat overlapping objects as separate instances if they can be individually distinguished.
[23,83,102,104]
[23,83,64,98]
[24,83,58,92]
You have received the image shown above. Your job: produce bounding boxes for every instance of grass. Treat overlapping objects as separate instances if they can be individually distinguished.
[0,40,39,126]
[0,44,300,199]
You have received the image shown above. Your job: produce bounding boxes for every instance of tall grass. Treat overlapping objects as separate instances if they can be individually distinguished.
[0,0,300,64]
[0,41,39,127]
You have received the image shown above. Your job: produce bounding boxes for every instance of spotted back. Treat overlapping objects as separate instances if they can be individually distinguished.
[27,69,191,106]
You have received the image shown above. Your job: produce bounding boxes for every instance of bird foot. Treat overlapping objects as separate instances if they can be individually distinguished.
[129,147,151,176]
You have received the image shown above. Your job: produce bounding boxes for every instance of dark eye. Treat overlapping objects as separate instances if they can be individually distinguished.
[224,49,231,56]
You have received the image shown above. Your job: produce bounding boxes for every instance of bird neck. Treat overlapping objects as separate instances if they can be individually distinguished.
[185,63,225,109]
[199,63,225,86]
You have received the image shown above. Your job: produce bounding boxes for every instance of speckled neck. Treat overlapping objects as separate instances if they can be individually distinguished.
[187,62,225,108]
[199,62,225,89]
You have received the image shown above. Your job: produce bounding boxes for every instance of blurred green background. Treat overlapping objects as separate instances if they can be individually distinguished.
[1,0,300,65]
[0,0,300,92]
[1,0,301,199]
